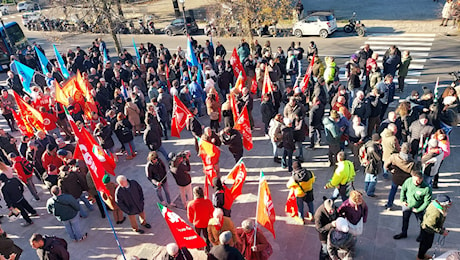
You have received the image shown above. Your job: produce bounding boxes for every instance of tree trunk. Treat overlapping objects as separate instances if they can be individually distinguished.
[102,0,122,54]
[111,30,121,55]
[116,0,124,17]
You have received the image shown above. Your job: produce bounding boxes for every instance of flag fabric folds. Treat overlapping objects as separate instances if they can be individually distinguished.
[285,189,298,218]
[34,46,50,75]
[11,109,34,137]
[171,95,193,138]
[250,77,258,94]
[132,38,141,67]
[157,203,207,249]
[53,45,70,79]
[198,137,220,184]
[230,48,246,81]
[234,105,253,151]
[103,48,109,64]
[186,37,204,86]
[301,55,315,93]
[234,72,245,92]
[225,160,247,200]
[262,67,274,96]
[256,171,276,238]
[11,61,34,94]
[13,91,44,131]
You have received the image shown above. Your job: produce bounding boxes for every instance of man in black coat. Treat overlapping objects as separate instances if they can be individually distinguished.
[219,127,243,163]
[309,97,325,149]
[115,175,151,234]
[260,94,276,134]
[281,118,295,172]
[315,199,338,260]
[0,174,37,226]
[208,231,244,260]
[30,233,69,260]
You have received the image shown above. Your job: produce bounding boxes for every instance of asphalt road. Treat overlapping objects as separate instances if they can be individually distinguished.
[0,12,459,260]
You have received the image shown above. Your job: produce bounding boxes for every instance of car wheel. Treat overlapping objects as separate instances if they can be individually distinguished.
[166,29,173,36]
[319,29,329,38]
[294,29,302,38]
[343,25,353,33]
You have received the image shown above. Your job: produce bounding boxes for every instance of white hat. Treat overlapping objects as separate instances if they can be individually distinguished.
[336,217,349,233]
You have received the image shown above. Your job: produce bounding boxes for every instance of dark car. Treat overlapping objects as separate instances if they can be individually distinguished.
[164,17,198,36]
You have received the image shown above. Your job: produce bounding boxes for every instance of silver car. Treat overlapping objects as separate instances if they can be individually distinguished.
[292,12,337,38]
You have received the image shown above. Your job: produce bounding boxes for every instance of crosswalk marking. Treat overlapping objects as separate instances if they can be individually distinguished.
[367,33,436,37]
[372,50,429,57]
[367,37,435,42]
[362,46,431,51]
[364,41,433,46]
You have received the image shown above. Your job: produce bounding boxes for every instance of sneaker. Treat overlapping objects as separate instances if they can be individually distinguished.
[142,223,151,229]
[134,229,145,234]
[169,202,177,207]
[126,155,134,160]
[367,194,377,198]
[78,233,88,241]
[393,233,407,240]
[21,222,33,227]
[118,216,126,224]
[29,213,39,217]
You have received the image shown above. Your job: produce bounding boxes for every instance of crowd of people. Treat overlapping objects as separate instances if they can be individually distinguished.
[0,33,457,260]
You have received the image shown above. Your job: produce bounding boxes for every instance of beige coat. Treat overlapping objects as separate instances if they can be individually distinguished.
[124,102,141,127]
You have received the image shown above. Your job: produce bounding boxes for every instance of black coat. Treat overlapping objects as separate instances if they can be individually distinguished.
[170,157,191,187]
[0,177,24,208]
[146,160,168,185]
[115,179,144,215]
[282,126,295,151]
[314,204,338,243]
[36,236,69,260]
[94,125,115,150]
[144,124,163,151]
[260,101,275,124]
[114,119,134,143]
[207,244,244,260]
[220,129,243,155]
[309,102,325,128]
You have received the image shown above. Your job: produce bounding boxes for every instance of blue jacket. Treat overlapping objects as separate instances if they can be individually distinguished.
[188,81,204,101]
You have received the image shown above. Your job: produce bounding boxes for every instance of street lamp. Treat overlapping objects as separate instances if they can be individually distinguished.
[178,0,187,35]
[0,12,15,53]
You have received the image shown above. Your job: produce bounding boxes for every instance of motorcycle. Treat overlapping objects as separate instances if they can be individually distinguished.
[147,20,155,34]
[204,21,217,36]
[343,12,366,37]
[138,19,149,34]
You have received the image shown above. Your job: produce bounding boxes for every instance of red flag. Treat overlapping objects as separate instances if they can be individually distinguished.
[285,189,298,218]
[250,77,258,94]
[229,93,239,127]
[262,67,274,96]
[226,160,247,200]
[76,71,98,119]
[256,171,276,238]
[11,109,34,137]
[301,55,315,93]
[230,48,246,81]
[157,203,207,249]
[171,95,193,138]
[13,91,44,131]
[233,72,245,92]
[198,137,220,183]
[234,105,253,151]
[68,118,116,195]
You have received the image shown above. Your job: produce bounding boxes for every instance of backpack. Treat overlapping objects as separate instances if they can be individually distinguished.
[45,235,68,252]
[18,157,34,175]
[358,145,370,167]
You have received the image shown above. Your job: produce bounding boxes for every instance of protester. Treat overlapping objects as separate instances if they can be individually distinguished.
[286,161,315,224]
[235,219,272,260]
[315,199,338,260]
[0,225,22,260]
[187,186,214,253]
[327,217,356,260]
[338,190,368,236]
[161,243,193,260]
[169,151,193,208]
[145,151,174,206]
[212,177,233,217]
[29,233,69,260]
[324,152,356,202]
[208,231,244,260]
[207,208,239,247]
[101,175,125,225]
[362,133,382,197]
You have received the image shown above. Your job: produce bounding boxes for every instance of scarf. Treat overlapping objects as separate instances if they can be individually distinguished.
[399,152,409,161]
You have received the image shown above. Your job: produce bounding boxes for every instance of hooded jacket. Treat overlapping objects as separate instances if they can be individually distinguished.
[384,152,415,186]
[381,128,400,162]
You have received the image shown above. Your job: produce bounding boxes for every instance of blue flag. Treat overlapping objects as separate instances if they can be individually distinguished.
[132,38,141,67]
[34,46,50,75]
[53,45,70,79]
[12,61,34,94]
[103,48,109,64]
[186,37,204,86]
[210,35,214,50]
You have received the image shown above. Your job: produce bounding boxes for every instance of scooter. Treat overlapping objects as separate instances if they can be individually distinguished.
[343,12,366,37]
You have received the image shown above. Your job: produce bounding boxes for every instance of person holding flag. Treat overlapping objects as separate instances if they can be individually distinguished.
[219,126,243,163]
[287,161,316,225]
[235,219,272,260]
[212,177,233,217]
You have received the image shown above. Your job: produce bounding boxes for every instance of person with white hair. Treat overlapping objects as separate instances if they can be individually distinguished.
[207,208,239,247]
[208,231,244,260]
[235,219,272,260]
[327,217,356,259]
[115,175,151,234]
[161,242,192,260]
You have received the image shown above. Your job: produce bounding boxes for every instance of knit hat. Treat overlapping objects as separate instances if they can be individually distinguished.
[336,217,349,233]
[102,174,111,184]
[292,161,302,171]
[330,110,340,119]
[46,143,57,152]
[400,143,410,154]
[419,113,427,120]
[324,199,334,212]
[371,133,381,142]
[428,139,438,148]
[436,194,452,206]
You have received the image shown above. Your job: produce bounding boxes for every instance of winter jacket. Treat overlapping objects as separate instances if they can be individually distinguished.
[94,125,115,150]
[421,202,447,235]
[315,204,338,243]
[422,148,444,177]
[220,129,243,155]
[384,153,415,186]
[351,98,371,121]
[143,124,163,151]
[325,160,355,188]
[57,171,86,199]
[170,157,191,187]
[327,228,356,260]
[35,235,69,260]
[400,177,432,213]
[260,101,275,124]
[363,140,383,175]
[11,156,34,183]
[281,125,295,151]
[286,169,315,197]
[408,120,435,144]
[324,61,337,83]
[115,179,145,215]
[207,216,239,246]
[338,199,368,225]
[1,177,25,208]
[145,160,168,186]
[235,227,271,260]
[398,55,412,77]
[124,102,141,127]
[309,102,325,128]
[383,54,401,77]
[114,119,134,143]
[187,198,214,229]
[381,128,400,162]
[323,117,342,145]
[0,232,23,260]
[377,81,396,105]
[46,193,80,221]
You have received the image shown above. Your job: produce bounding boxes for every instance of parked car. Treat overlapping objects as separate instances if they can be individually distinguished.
[292,12,337,38]
[21,11,41,26]
[164,17,198,36]
[0,4,9,15]
[17,1,39,12]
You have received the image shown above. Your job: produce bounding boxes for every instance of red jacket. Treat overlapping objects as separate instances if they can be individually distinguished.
[12,156,33,182]
[42,112,58,131]
[187,198,214,228]
[41,151,63,171]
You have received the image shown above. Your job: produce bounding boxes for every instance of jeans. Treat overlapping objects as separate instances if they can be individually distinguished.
[401,205,424,235]
[364,173,377,196]
[331,184,350,202]
[295,141,304,158]
[78,193,94,218]
[423,175,433,188]
[309,125,321,147]
[179,184,193,208]
[155,180,171,204]
[156,145,169,161]
[271,140,279,157]
[63,214,84,240]
[296,196,314,219]
[124,140,136,156]
[194,99,204,116]
[282,149,294,172]
[386,181,399,207]
[382,165,389,179]
[26,177,40,200]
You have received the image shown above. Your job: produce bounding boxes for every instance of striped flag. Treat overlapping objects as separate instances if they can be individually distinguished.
[120,80,129,100]
[225,159,247,201]
[262,66,274,96]
[300,54,315,93]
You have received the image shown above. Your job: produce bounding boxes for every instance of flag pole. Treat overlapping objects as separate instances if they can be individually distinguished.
[253,171,262,248]
[97,190,127,260]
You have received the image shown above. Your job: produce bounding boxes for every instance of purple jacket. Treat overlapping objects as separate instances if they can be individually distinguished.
[338,199,368,225]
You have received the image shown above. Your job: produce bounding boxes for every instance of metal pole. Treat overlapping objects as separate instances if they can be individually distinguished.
[181,4,188,36]
[0,16,16,54]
